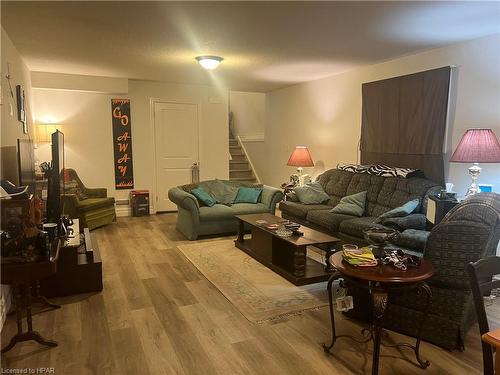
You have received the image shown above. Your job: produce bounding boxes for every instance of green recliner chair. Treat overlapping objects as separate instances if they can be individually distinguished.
[61,168,116,230]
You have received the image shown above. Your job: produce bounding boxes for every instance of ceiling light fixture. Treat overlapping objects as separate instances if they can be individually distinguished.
[195,55,224,70]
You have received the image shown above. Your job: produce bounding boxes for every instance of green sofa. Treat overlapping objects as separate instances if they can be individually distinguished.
[61,169,116,231]
[168,180,283,240]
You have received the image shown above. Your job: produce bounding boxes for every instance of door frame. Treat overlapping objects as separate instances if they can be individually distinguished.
[150,98,200,213]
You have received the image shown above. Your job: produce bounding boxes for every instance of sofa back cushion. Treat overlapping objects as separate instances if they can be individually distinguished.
[316,169,441,217]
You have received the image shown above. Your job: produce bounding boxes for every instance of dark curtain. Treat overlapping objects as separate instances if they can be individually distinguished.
[360,67,451,184]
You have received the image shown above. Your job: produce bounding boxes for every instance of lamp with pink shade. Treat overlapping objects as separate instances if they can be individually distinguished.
[287,146,314,186]
[450,128,500,196]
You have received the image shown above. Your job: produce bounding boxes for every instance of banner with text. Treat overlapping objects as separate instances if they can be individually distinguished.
[111,99,134,189]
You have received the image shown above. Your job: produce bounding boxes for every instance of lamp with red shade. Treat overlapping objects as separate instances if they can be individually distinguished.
[287,146,314,186]
[450,128,500,196]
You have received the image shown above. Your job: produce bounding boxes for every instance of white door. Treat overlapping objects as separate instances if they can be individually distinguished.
[154,102,199,212]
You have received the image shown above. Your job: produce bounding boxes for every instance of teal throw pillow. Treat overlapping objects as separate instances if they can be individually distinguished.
[330,191,367,217]
[294,182,330,205]
[234,187,263,204]
[191,186,216,207]
[375,198,420,223]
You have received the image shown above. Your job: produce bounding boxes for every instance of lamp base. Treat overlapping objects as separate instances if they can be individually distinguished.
[465,163,481,197]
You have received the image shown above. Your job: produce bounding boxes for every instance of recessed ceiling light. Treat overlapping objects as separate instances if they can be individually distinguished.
[195,55,224,70]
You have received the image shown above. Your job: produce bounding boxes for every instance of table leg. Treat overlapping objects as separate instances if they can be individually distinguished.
[325,244,335,272]
[293,246,306,278]
[323,272,341,353]
[371,290,388,375]
[236,219,245,243]
[32,281,61,310]
[413,282,431,369]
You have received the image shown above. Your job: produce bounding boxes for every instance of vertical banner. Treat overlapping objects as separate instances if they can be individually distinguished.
[111,99,134,189]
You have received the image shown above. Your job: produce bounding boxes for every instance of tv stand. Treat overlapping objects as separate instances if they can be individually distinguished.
[40,219,103,297]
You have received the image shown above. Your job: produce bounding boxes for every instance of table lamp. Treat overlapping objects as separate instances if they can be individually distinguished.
[287,146,314,185]
[450,128,500,196]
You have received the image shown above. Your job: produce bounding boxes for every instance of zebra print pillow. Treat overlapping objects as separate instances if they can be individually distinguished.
[337,163,420,178]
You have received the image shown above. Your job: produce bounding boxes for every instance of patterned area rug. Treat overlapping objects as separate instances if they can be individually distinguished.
[177,239,328,323]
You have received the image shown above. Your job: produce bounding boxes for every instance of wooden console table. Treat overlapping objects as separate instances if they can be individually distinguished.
[235,213,340,285]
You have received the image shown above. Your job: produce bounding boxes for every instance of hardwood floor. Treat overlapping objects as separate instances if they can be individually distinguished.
[1,214,497,374]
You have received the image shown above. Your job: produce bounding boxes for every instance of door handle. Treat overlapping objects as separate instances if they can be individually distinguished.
[191,162,200,183]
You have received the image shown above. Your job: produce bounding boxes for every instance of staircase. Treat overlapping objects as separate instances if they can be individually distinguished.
[229,136,258,183]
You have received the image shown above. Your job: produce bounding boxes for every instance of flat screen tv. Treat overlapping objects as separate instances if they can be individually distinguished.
[17,138,36,195]
[46,130,65,223]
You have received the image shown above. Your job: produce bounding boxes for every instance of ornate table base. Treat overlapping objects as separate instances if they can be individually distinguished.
[322,272,432,375]
[1,283,60,353]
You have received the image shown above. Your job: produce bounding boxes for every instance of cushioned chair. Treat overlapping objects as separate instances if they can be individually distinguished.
[61,169,116,230]
[347,193,500,350]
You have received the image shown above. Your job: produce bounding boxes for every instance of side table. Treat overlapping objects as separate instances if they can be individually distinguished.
[323,251,435,375]
[1,240,61,353]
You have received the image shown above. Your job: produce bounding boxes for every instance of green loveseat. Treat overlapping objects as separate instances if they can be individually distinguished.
[168,180,283,240]
[61,169,116,231]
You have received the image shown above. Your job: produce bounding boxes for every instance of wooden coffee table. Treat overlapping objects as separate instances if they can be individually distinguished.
[234,213,341,285]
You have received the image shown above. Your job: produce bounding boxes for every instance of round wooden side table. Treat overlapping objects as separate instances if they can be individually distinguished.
[323,251,435,375]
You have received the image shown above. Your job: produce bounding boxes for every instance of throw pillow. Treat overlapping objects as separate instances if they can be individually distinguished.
[191,186,216,207]
[200,179,239,205]
[294,182,330,205]
[330,191,367,217]
[234,187,263,204]
[375,198,420,223]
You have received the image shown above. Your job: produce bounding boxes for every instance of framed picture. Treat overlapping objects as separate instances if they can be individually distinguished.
[16,84,27,134]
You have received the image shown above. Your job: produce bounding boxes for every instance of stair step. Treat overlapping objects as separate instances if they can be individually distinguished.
[230,177,257,182]
[230,170,254,179]
[230,154,246,161]
[229,139,238,145]
[229,145,241,149]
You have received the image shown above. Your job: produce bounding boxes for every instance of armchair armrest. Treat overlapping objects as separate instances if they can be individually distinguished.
[261,186,284,212]
[84,187,107,198]
[168,187,200,213]
[61,193,80,219]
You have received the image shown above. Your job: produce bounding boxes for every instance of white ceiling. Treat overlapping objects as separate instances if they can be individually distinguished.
[2,1,499,92]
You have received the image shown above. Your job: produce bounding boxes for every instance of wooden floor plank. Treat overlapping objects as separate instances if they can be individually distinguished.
[1,214,493,375]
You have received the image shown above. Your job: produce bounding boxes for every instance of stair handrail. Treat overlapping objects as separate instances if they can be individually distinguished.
[236,135,261,183]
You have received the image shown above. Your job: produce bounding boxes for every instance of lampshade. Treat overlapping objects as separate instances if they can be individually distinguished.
[450,128,500,163]
[287,146,314,167]
[36,123,63,143]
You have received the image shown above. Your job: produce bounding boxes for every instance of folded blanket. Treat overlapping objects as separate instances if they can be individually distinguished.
[381,214,427,231]
[337,163,422,178]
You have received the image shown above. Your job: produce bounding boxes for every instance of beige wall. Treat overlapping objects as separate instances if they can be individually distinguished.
[33,76,229,211]
[1,27,34,183]
[262,34,500,194]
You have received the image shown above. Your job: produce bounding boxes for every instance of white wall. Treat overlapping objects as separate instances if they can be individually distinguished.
[33,75,229,211]
[262,34,500,193]
[1,27,34,182]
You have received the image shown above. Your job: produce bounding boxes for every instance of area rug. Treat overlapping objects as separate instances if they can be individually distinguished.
[177,239,328,323]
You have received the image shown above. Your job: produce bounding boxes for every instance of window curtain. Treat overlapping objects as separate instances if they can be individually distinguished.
[360,66,451,184]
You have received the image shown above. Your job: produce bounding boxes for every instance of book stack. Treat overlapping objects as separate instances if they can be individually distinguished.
[342,247,378,267]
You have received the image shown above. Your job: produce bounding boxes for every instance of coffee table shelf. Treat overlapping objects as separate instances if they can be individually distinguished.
[234,213,341,286]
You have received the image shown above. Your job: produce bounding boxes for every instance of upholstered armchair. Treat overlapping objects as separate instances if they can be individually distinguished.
[345,193,500,350]
[61,169,116,230]
[385,192,500,350]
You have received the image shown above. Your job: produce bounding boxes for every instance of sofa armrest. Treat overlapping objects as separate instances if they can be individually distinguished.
[61,193,80,218]
[84,187,107,198]
[168,187,200,213]
[261,186,284,212]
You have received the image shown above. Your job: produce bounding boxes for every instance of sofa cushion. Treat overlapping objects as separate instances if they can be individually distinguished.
[199,179,239,205]
[279,201,331,219]
[375,198,420,222]
[234,187,263,204]
[77,197,115,213]
[338,216,385,238]
[199,204,235,221]
[294,182,330,204]
[306,210,356,232]
[330,191,367,217]
[231,203,269,215]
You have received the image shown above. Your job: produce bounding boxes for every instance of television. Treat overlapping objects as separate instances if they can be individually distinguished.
[46,130,65,223]
[17,138,36,195]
